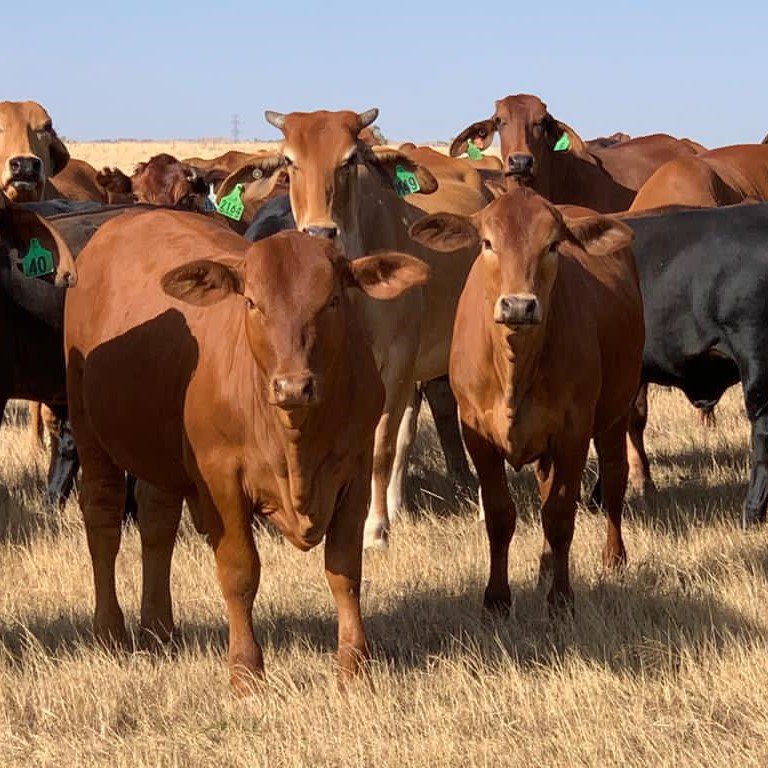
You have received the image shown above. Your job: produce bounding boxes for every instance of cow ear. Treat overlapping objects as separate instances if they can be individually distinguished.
[449,119,496,158]
[345,252,430,300]
[409,213,479,252]
[365,147,438,195]
[484,180,507,200]
[161,259,243,306]
[546,116,593,162]
[49,129,70,176]
[216,153,287,203]
[4,206,77,287]
[566,215,634,257]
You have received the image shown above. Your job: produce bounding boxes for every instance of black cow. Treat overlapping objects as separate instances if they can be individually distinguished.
[593,202,768,525]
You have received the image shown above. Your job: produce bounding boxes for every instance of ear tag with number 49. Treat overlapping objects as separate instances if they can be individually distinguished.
[393,165,421,198]
[21,238,55,278]
[217,184,245,221]
[553,132,570,152]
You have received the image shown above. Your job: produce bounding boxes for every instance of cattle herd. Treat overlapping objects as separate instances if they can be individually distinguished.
[1,95,768,694]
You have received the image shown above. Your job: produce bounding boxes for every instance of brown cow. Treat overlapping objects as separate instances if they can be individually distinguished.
[585,132,632,151]
[130,153,211,210]
[0,101,70,203]
[450,94,702,211]
[214,108,478,548]
[48,158,105,202]
[65,213,428,692]
[409,186,644,611]
[630,144,768,211]
[95,167,134,204]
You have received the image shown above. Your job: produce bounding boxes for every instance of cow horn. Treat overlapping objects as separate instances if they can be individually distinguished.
[358,108,379,129]
[265,110,286,130]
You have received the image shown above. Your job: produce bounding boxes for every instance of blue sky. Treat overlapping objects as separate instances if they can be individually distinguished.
[5,2,764,147]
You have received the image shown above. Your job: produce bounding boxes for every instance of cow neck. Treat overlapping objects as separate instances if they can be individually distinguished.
[346,166,419,258]
[239,327,354,522]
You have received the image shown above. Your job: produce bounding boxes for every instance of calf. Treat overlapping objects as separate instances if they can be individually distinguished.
[410,187,644,610]
[64,212,428,692]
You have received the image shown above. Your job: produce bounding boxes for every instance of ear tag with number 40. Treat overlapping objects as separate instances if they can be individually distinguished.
[217,184,245,221]
[21,238,55,278]
[393,165,421,198]
[553,132,570,152]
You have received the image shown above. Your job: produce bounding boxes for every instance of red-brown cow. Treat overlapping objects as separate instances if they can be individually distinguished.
[65,212,428,692]
[450,94,702,211]
[410,187,644,611]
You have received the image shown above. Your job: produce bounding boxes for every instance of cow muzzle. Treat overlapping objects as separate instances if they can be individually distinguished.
[505,154,534,181]
[494,294,541,326]
[4,155,45,200]
[270,371,318,409]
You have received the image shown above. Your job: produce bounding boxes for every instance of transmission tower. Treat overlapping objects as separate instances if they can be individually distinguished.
[231,114,240,141]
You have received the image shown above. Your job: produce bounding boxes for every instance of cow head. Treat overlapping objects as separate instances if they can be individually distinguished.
[161,230,429,422]
[131,154,209,211]
[95,166,134,204]
[215,109,437,257]
[409,186,631,330]
[0,101,69,203]
[449,94,590,189]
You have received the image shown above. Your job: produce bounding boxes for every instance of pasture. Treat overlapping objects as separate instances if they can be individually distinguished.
[2,381,768,767]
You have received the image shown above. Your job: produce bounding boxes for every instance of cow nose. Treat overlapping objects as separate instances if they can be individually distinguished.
[271,373,317,408]
[495,294,540,325]
[507,154,534,176]
[9,155,42,179]
[303,226,338,240]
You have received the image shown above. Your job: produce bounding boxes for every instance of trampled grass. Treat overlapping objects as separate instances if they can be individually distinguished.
[2,386,768,767]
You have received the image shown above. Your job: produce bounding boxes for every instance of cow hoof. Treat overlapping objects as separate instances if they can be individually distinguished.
[482,587,511,615]
[363,523,389,551]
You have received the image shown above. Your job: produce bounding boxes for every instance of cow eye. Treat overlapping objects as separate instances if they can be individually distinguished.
[547,242,559,255]
[283,155,294,168]
[482,238,492,251]
[40,121,52,133]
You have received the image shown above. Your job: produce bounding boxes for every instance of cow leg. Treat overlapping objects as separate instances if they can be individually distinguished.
[423,376,476,492]
[79,455,129,644]
[325,454,371,685]
[594,418,629,569]
[538,443,589,612]
[364,368,415,550]
[44,414,81,508]
[626,383,655,496]
[463,425,514,612]
[28,400,44,449]
[204,482,263,694]
[743,414,768,526]
[135,481,183,643]
[386,384,422,523]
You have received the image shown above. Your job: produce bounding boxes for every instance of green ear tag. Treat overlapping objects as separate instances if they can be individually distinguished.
[21,238,55,278]
[553,132,570,152]
[393,165,421,198]
[466,142,483,160]
[217,184,245,221]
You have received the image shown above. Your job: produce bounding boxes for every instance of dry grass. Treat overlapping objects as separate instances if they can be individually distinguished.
[2,385,768,767]
[66,140,499,172]
[67,141,282,173]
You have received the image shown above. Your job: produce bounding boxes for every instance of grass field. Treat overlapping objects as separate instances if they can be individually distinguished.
[2,383,767,767]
